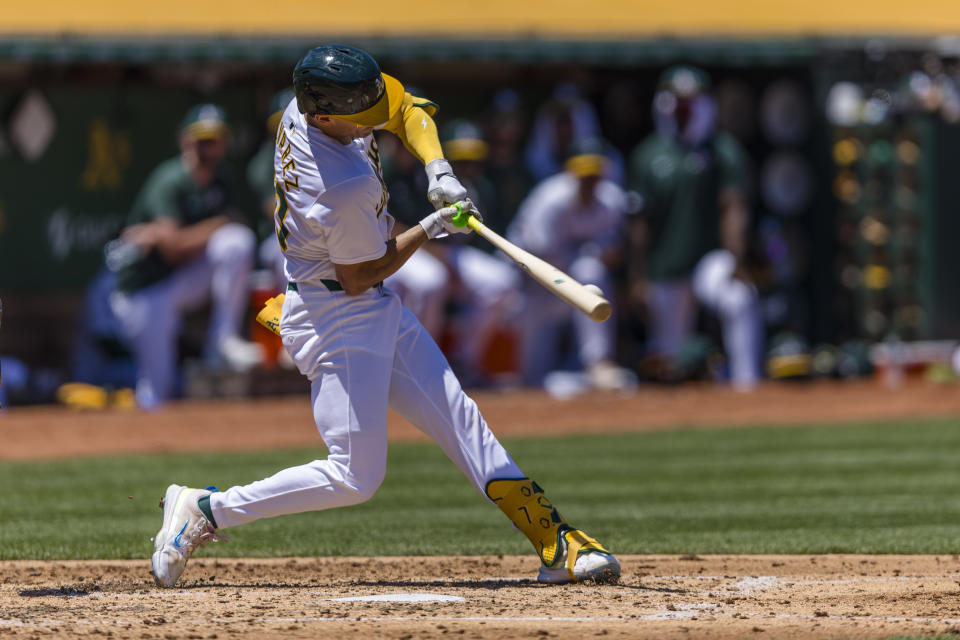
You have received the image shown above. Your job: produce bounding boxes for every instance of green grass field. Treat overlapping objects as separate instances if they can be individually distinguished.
[2,417,960,560]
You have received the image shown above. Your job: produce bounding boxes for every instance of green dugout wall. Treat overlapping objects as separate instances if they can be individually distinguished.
[0,85,261,290]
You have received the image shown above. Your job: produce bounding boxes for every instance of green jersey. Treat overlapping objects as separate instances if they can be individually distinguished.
[116,157,237,292]
[629,131,747,280]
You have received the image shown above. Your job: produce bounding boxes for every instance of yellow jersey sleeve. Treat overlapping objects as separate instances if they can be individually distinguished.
[381,92,443,166]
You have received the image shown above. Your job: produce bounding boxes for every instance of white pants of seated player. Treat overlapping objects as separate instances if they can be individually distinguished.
[208,283,522,528]
[519,254,615,386]
[647,249,763,387]
[110,223,256,409]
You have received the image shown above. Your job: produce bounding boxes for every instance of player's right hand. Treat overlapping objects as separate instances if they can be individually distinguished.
[425,158,468,209]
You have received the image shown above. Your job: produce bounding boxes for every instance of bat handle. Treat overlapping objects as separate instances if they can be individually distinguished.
[449,203,475,229]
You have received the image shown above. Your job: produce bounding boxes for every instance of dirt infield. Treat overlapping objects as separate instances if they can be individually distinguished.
[4,380,960,638]
[5,555,960,639]
[3,380,960,461]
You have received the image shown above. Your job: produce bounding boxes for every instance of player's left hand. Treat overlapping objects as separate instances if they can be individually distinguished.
[419,200,481,239]
[425,158,467,209]
[440,199,482,235]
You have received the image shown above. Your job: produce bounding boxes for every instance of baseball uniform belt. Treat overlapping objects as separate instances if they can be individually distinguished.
[287,280,383,293]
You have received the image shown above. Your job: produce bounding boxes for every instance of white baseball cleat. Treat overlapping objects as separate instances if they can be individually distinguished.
[587,360,638,392]
[212,335,265,372]
[537,528,621,585]
[151,484,226,588]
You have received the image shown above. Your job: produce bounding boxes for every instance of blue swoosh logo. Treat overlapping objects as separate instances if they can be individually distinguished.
[172,521,188,548]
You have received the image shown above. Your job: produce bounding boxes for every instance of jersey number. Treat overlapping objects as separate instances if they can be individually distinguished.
[274,180,290,251]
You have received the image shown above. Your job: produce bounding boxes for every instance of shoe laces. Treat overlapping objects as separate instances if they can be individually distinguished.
[180,519,229,558]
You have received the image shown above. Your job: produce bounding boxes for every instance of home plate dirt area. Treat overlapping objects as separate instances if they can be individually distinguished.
[3,555,960,639]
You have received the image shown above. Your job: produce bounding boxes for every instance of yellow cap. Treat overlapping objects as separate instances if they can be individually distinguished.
[564,153,607,177]
[181,103,229,140]
[443,138,489,162]
[185,122,228,140]
[333,73,405,127]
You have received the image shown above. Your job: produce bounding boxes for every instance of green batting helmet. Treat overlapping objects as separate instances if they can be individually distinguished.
[292,44,405,126]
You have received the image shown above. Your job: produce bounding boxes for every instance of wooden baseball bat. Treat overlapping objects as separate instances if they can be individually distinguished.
[465,215,611,322]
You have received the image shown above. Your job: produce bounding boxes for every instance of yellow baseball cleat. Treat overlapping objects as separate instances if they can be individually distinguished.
[537,528,621,585]
[485,478,620,584]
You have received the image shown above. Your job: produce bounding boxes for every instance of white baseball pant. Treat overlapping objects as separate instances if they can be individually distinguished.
[208,283,522,528]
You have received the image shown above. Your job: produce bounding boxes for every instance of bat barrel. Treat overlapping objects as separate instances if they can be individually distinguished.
[589,299,612,323]
[466,215,613,323]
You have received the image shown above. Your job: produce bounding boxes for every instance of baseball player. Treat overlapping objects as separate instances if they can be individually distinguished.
[435,120,521,382]
[377,126,453,340]
[627,67,762,389]
[109,105,263,409]
[390,119,521,382]
[508,139,632,390]
[150,45,620,588]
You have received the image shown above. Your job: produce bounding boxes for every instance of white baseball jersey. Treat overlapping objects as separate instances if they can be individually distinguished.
[507,172,626,271]
[272,98,393,285]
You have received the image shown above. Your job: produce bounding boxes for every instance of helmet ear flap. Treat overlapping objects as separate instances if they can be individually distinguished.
[293,76,315,115]
[295,92,311,115]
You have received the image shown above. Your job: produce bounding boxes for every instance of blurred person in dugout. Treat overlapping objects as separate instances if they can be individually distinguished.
[109,104,262,409]
[508,139,633,391]
[524,83,626,185]
[375,100,448,340]
[627,66,763,390]
[384,120,521,384]
[431,120,521,382]
[483,88,533,235]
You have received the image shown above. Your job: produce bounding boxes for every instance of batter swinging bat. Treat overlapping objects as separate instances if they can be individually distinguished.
[458,214,612,323]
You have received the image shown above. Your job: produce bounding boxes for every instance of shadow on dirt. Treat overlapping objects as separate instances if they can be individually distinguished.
[350,579,682,593]
[177,581,311,590]
[19,585,93,597]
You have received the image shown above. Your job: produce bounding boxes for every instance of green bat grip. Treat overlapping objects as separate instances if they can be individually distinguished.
[449,203,483,232]
[449,202,469,228]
